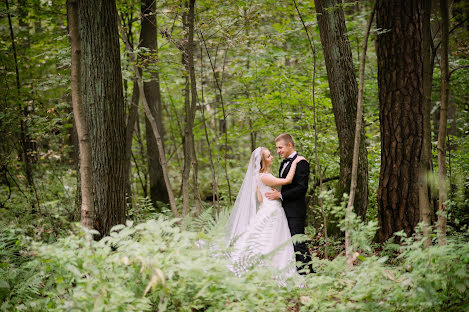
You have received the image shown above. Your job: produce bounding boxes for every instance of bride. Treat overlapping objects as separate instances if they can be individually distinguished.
[227,147,304,275]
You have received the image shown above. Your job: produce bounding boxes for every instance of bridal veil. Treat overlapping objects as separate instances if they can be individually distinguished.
[226,147,262,242]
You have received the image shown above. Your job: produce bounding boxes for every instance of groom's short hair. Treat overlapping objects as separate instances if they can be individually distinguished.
[275,133,294,147]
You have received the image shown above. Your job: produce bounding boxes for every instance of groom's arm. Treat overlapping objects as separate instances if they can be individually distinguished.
[280,160,309,202]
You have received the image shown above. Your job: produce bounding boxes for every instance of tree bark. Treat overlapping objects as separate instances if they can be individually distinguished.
[140,0,169,208]
[437,0,449,246]
[67,0,95,229]
[79,0,127,237]
[375,0,425,243]
[314,0,369,220]
[419,0,434,248]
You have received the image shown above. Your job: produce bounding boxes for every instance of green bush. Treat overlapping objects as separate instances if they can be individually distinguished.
[1,213,468,311]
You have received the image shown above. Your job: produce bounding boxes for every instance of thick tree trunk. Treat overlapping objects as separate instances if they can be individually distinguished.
[140,0,169,208]
[79,0,127,237]
[67,0,95,229]
[437,0,449,246]
[314,0,369,220]
[375,0,424,243]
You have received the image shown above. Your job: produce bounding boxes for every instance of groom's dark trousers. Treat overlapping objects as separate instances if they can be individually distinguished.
[280,155,314,274]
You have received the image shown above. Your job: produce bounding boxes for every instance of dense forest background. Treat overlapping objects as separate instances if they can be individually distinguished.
[0,0,468,311]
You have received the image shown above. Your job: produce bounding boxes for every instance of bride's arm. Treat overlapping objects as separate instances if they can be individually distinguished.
[257,187,263,202]
[261,156,306,187]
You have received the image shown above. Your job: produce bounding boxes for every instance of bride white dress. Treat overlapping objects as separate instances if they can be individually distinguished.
[227,148,296,276]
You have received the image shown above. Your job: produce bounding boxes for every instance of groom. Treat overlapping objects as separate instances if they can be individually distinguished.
[265,134,313,274]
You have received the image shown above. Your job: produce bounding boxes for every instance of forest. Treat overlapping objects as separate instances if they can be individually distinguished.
[1,0,468,311]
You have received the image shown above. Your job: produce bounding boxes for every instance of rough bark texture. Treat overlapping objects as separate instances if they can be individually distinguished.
[437,0,449,245]
[79,0,127,237]
[140,0,169,207]
[376,0,424,243]
[67,0,95,229]
[314,0,369,220]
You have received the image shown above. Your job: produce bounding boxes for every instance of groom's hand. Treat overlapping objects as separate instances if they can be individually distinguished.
[265,188,281,200]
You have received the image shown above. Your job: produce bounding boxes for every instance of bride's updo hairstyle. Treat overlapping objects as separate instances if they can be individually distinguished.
[259,147,269,173]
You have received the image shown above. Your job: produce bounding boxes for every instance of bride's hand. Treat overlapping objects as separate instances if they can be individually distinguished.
[293,156,306,164]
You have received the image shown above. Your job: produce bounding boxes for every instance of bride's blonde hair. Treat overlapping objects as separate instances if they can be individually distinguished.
[259,147,270,173]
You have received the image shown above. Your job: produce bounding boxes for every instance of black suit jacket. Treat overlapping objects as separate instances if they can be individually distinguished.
[280,154,310,219]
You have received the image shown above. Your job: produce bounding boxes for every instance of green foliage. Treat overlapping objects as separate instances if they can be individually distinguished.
[1,214,468,311]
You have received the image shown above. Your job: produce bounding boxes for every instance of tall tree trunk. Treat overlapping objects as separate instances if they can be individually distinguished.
[314,0,369,220]
[437,0,449,245]
[118,16,180,219]
[187,1,202,215]
[419,0,434,248]
[181,0,201,216]
[140,0,169,208]
[79,0,127,237]
[67,0,95,229]
[375,0,424,243]
[345,1,375,269]
[124,82,139,208]
[181,1,192,216]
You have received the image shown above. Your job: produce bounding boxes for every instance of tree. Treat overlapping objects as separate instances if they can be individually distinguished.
[140,0,169,207]
[345,1,376,269]
[314,0,369,220]
[419,0,434,248]
[66,0,94,229]
[437,0,449,245]
[375,0,425,243]
[79,0,127,237]
[181,0,202,216]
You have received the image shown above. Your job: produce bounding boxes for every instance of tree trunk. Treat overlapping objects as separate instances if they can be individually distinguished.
[79,0,127,237]
[140,0,169,208]
[437,0,449,246]
[124,81,139,208]
[345,1,375,269]
[375,0,424,243]
[419,0,434,248]
[314,0,369,220]
[118,16,180,219]
[67,0,95,229]
[181,2,192,216]
[181,0,200,216]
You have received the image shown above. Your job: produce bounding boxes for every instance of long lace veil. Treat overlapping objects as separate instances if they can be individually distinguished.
[226,147,262,243]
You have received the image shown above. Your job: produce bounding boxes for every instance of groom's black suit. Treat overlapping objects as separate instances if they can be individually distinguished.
[280,154,313,273]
